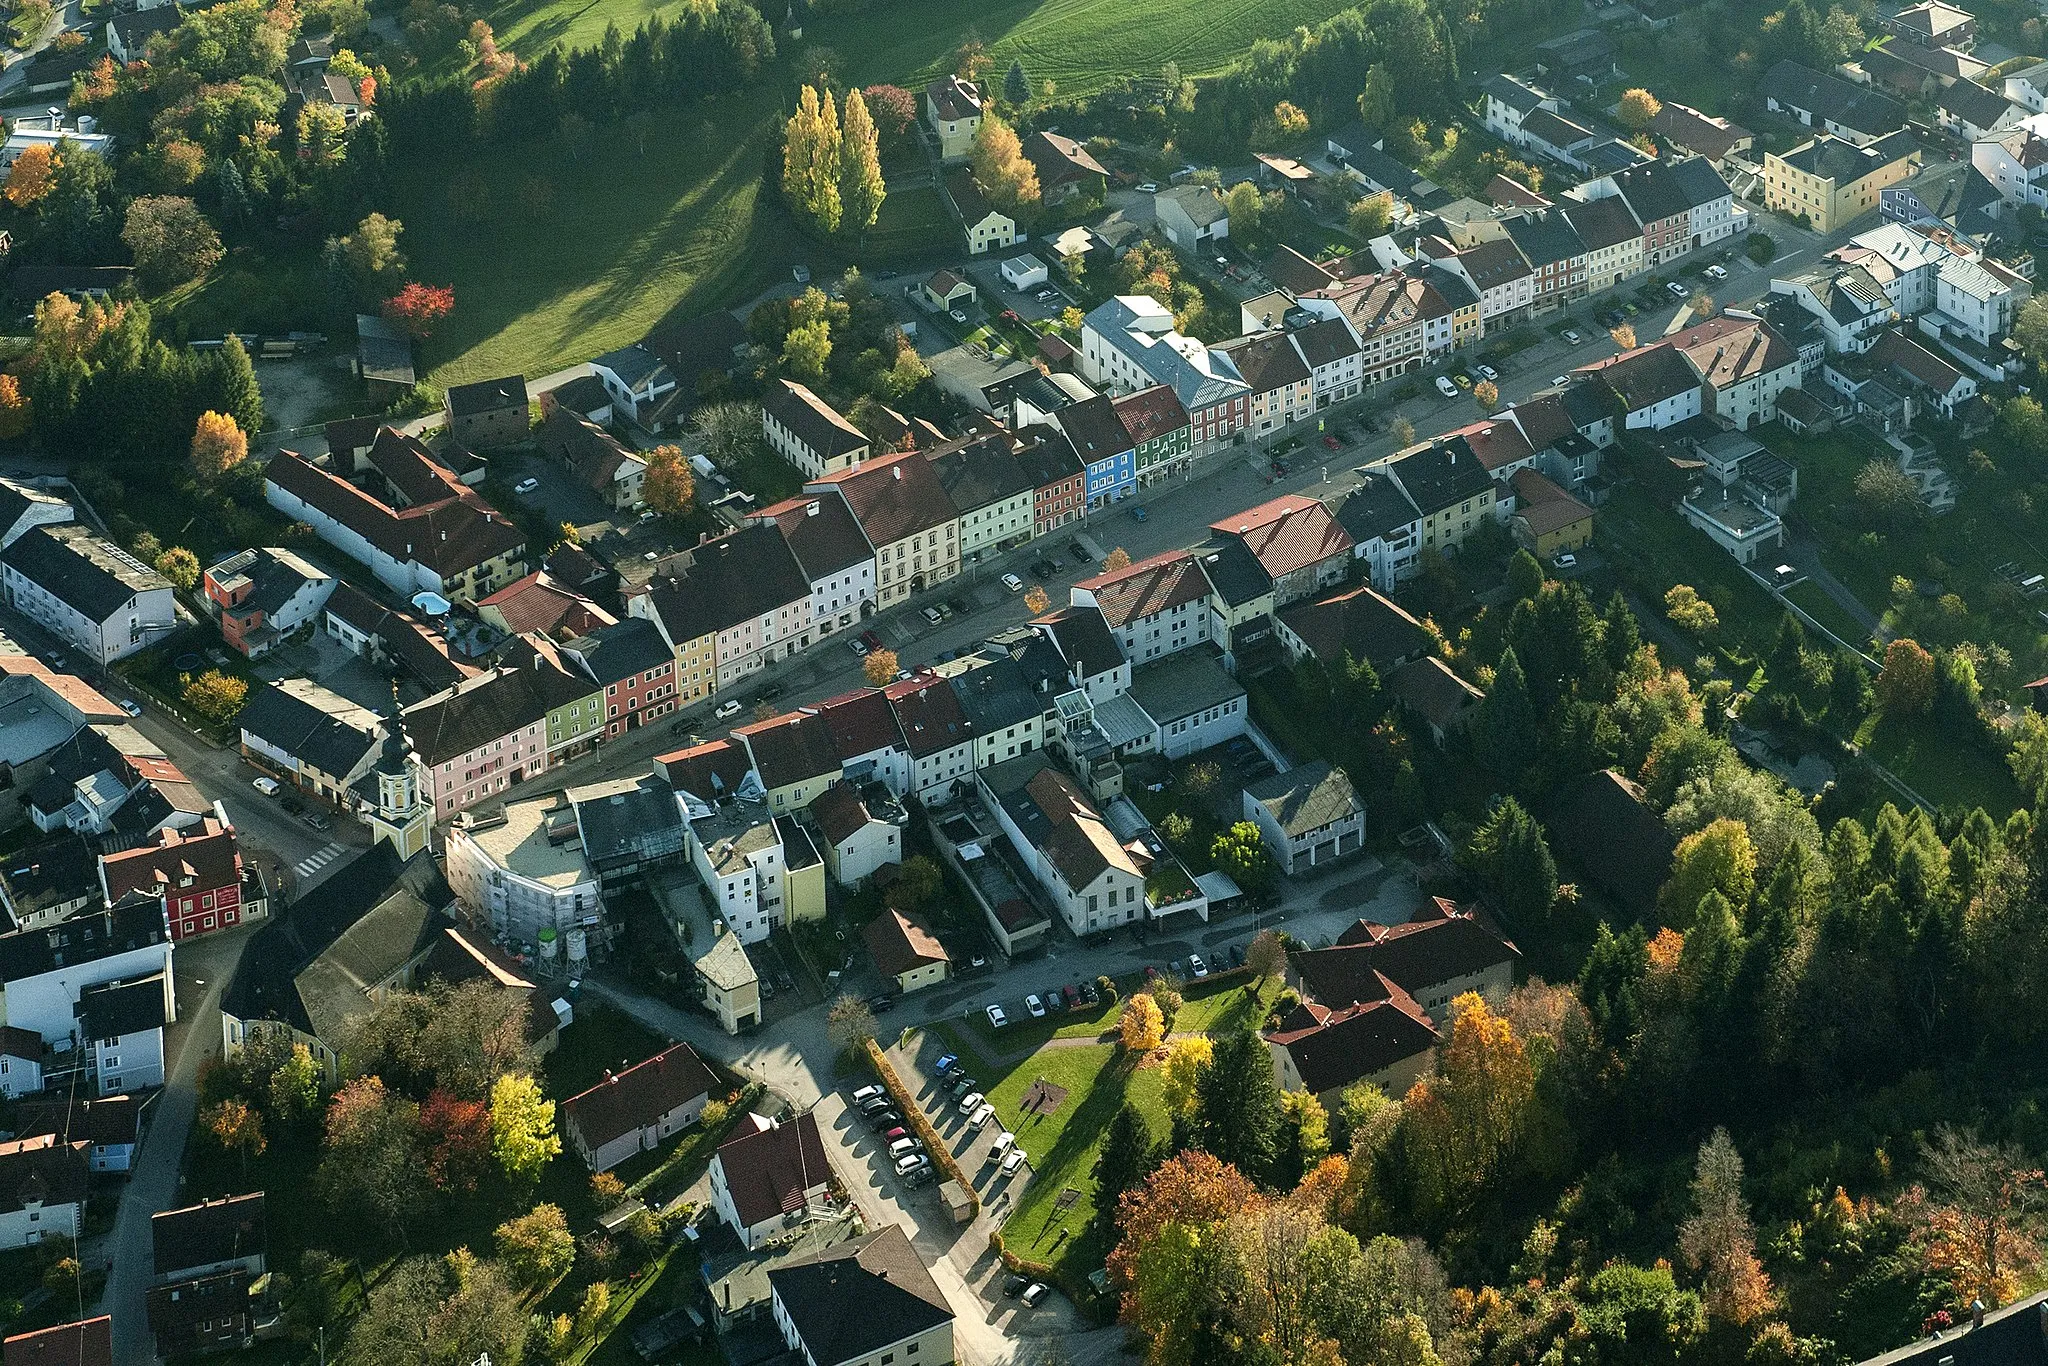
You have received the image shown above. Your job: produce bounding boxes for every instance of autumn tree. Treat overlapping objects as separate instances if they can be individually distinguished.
[0,374,30,440]
[970,114,1041,217]
[1399,993,1536,1223]
[827,993,878,1053]
[382,282,455,338]
[182,669,248,724]
[642,444,695,518]
[1246,929,1287,986]
[1610,322,1637,349]
[204,1098,267,1172]
[1877,638,1936,716]
[319,1076,426,1241]
[1120,992,1166,1052]
[190,409,247,480]
[4,143,56,207]
[782,320,831,380]
[1211,820,1275,892]
[267,1043,321,1125]
[783,84,843,233]
[1348,192,1393,239]
[1660,817,1757,926]
[1920,1124,2048,1307]
[885,855,942,914]
[1023,584,1050,614]
[1474,379,1499,409]
[419,1090,492,1194]
[1159,1035,1214,1118]
[1107,1150,1266,1350]
[862,84,917,140]
[1101,546,1133,573]
[488,1072,560,1182]
[1664,583,1719,635]
[1619,88,1663,129]
[345,1250,528,1366]
[839,87,886,233]
[155,546,201,592]
[496,1204,575,1290]
[1678,1128,1773,1324]
[328,212,405,296]
[863,648,900,687]
[121,196,223,287]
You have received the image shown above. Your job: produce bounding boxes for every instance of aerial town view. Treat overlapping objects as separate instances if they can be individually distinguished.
[8,0,2048,1361]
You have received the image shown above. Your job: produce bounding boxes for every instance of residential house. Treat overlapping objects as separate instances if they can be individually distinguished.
[0,1026,44,1099]
[321,583,472,693]
[402,658,599,820]
[1374,439,1501,555]
[1080,295,1252,455]
[920,269,977,312]
[2006,60,2048,113]
[1535,26,1616,81]
[0,661,123,831]
[1034,604,1131,705]
[0,526,174,666]
[1580,341,1705,429]
[630,524,815,700]
[1765,132,1920,233]
[1331,473,1424,591]
[148,1192,268,1357]
[0,900,173,1049]
[1669,313,1804,428]
[1610,156,1737,263]
[1510,468,1596,556]
[926,434,1036,557]
[1481,74,1558,146]
[1762,60,1909,145]
[1861,36,1988,98]
[25,723,208,841]
[979,753,1148,936]
[0,479,72,552]
[946,169,1018,256]
[444,793,604,946]
[1050,394,1137,509]
[1940,79,2026,141]
[1209,494,1353,607]
[689,802,823,944]
[924,76,983,162]
[885,672,978,801]
[1023,132,1107,205]
[570,773,688,887]
[864,907,949,993]
[3,1317,113,1366]
[1887,0,1974,49]
[1972,118,2048,213]
[1647,102,1755,165]
[559,617,679,736]
[264,434,528,606]
[77,970,172,1094]
[1193,536,1278,664]
[1275,582,1428,673]
[201,547,334,658]
[709,1112,833,1248]
[442,376,529,449]
[0,1135,87,1251]
[810,782,903,886]
[1244,761,1365,874]
[477,570,616,641]
[536,408,647,512]
[1128,649,1247,759]
[767,1225,953,1366]
[1932,251,2030,351]
[1155,184,1229,252]
[753,494,878,639]
[812,687,911,797]
[948,654,1048,769]
[1549,769,1675,919]
[589,345,681,431]
[99,817,255,943]
[1075,550,1215,664]
[562,1042,717,1172]
[762,379,871,480]
[106,7,178,59]
[1265,988,1439,1110]
[219,846,451,1077]
[806,451,960,610]
[1287,316,1366,408]
[1502,209,1589,313]
[647,867,759,1034]
[642,309,752,398]
[1296,274,1437,385]
[735,710,844,814]
[1113,385,1193,486]
[1293,897,1520,1022]
[13,1095,137,1173]
[1442,237,1535,326]
[1770,263,1897,353]
[1221,330,1315,437]
[236,678,384,809]
[1868,328,1979,419]
[1013,424,1088,534]
[1560,195,1644,292]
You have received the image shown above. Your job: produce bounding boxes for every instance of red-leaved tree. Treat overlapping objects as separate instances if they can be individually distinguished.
[420,1088,493,1194]
[382,282,455,338]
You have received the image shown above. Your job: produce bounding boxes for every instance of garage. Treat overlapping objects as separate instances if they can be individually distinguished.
[1000,253,1049,291]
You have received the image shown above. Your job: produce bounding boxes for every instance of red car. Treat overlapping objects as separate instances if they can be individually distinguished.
[859,629,883,653]
[1322,434,1342,451]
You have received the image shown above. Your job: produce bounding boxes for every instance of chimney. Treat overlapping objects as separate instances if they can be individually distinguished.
[1972,1301,1985,1330]
[806,500,820,517]
[893,465,902,479]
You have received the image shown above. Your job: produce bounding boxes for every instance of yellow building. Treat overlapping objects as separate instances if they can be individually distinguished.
[734,710,843,814]
[924,75,983,162]
[1377,439,1500,557]
[1763,131,1918,234]
[1509,469,1594,559]
[863,908,951,994]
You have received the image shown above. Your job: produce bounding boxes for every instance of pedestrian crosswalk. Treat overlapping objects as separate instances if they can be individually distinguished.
[292,842,346,880]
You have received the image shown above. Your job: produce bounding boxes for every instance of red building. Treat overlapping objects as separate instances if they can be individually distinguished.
[561,617,680,738]
[97,818,255,941]
[1012,425,1087,536]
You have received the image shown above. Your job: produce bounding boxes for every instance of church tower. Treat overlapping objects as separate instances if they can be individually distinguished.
[368,695,431,860]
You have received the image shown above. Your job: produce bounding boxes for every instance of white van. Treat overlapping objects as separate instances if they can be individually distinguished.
[251,776,281,797]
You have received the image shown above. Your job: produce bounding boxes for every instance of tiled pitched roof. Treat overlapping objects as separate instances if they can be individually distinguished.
[1111,385,1190,446]
[1035,605,1124,678]
[764,380,868,461]
[926,75,981,121]
[2,1316,114,1366]
[0,526,166,623]
[810,452,959,547]
[475,571,616,638]
[1669,316,1798,389]
[1547,769,1674,916]
[1024,765,1143,887]
[814,689,905,762]
[99,818,243,901]
[1245,759,1362,837]
[658,738,752,800]
[863,908,947,976]
[1590,342,1703,412]
[734,711,842,791]
[152,1192,266,1278]
[1079,551,1211,627]
[1210,495,1353,580]
[1648,102,1752,160]
[767,1225,952,1366]
[562,1042,717,1151]
[714,1111,830,1227]
[1295,899,1518,1004]
[1268,988,1438,1093]
[1560,194,1642,251]
[400,661,593,766]
[1278,585,1427,669]
[1219,331,1312,395]
[1760,59,1905,137]
[884,674,973,758]
[445,375,528,418]
[237,678,384,779]
[810,782,874,846]
[640,523,813,644]
[264,440,525,579]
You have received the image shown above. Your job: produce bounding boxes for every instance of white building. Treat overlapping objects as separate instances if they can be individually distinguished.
[1481,74,1560,146]
[1128,650,1247,760]
[0,526,175,666]
[767,1226,955,1366]
[709,1112,833,1249]
[78,970,171,1095]
[0,1134,86,1250]
[689,805,802,945]
[444,796,605,949]
[752,494,878,641]
[0,1025,43,1099]
[0,903,173,1048]
[1243,761,1366,875]
[589,344,678,427]
[761,380,870,481]
[1073,551,1217,665]
[979,754,1148,936]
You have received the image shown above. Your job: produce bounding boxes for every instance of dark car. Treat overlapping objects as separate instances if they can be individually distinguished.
[300,811,332,831]
[950,1075,979,1097]
[903,1165,938,1188]
[1062,984,1080,1009]
[1229,943,1246,968]
[869,994,899,1014]
[947,597,969,615]
[863,1107,902,1128]
[1080,981,1100,1006]
[1032,558,1060,578]
[1069,542,1092,564]
[756,684,784,703]
[1004,1274,1030,1298]
[859,629,883,652]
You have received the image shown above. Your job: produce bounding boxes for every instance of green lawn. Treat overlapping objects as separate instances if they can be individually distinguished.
[1783,579,1872,653]
[1856,708,2023,818]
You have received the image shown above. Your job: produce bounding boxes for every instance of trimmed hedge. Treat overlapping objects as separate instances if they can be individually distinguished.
[865,1039,980,1219]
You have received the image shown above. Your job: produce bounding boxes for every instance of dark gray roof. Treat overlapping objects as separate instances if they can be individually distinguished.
[948,657,1043,734]
[153,1193,267,1279]
[0,833,97,922]
[1036,605,1123,680]
[1939,77,2017,129]
[1385,441,1496,516]
[565,617,673,687]
[592,344,671,390]
[444,375,528,419]
[640,523,814,645]
[1559,194,1641,250]
[0,902,167,985]
[1246,760,1361,837]
[571,774,684,865]
[1502,209,1588,267]
[1333,472,1421,542]
[401,661,595,767]
[1196,536,1273,607]
[77,970,169,1041]
[108,7,179,46]
[758,493,873,581]
[1053,395,1133,465]
[238,680,382,780]
[767,1225,952,1366]
[1761,60,1906,137]
[927,434,1035,513]
[1482,74,1550,115]
[1857,1292,2048,1366]
[1,525,167,622]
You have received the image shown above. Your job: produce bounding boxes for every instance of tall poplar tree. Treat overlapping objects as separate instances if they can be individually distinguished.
[839,87,886,232]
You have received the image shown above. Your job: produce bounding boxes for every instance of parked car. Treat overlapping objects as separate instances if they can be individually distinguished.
[1131,505,1147,521]
[1452,372,1472,388]
[1002,1148,1028,1175]
[852,1084,885,1105]
[869,993,898,1014]
[1551,375,1570,387]
[888,1136,923,1160]
[1705,264,1728,281]
[714,700,742,720]
[1068,542,1092,564]
[251,776,281,797]
[934,1053,959,1075]
[1555,552,1579,569]
[1021,1283,1050,1307]
[1002,573,1024,592]
[970,1102,997,1128]
[1062,984,1080,1009]
[1136,181,1159,193]
[1080,981,1100,1006]
[1323,434,1342,451]
[950,1075,979,1097]
[849,636,870,656]
[894,1152,931,1176]
[300,811,332,831]
[1562,328,1582,345]
[921,606,945,625]
[986,1003,1009,1028]
[991,1130,1017,1157]
[1004,1275,1030,1298]
[859,629,883,652]
[1667,281,1688,297]
[958,1091,985,1113]
[1435,376,1458,398]
[1474,363,1498,381]
[1031,558,1060,578]
[903,1165,937,1188]
[1188,953,1209,978]
[1025,994,1046,1019]
[117,697,142,717]
[514,477,540,494]
[864,1109,901,1130]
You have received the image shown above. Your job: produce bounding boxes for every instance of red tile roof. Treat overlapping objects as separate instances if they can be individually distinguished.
[714,1111,831,1227]
[476,571,616,637]
[99,817,242,901]
[814,689,905,762]
[1078,550,1211,628]
[562,1043,718,1152]
[3,1317,114,1366]
[1209,496,1354,579]
[863,908,948,976]
[810,451,959,548]
[884,674,974,759]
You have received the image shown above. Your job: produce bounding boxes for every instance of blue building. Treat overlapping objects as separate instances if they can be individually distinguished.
[1052,395,1137,510]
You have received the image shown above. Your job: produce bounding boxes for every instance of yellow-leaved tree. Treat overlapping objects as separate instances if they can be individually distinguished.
[190,410,247,480]
[1120,992,1165,1052]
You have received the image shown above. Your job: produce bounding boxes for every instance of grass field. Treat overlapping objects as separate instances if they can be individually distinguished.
[1783,579,1872,653]
[1857,708,2023,818]
[400,0,1373,387]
